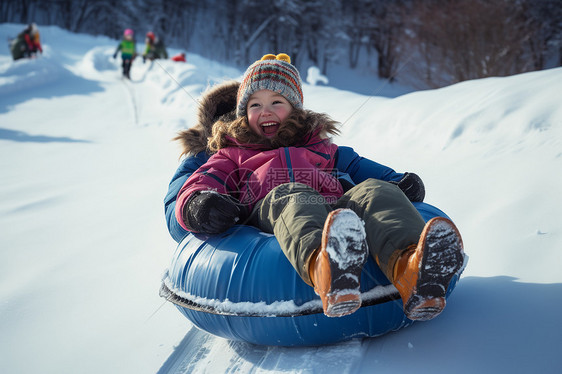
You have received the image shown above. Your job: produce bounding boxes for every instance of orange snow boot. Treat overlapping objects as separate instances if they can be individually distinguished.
[308,209,369,317]
[391,216,465,321]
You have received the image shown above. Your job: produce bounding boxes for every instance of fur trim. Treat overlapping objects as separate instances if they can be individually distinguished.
[208,108,341,152]
[174,81,240,156]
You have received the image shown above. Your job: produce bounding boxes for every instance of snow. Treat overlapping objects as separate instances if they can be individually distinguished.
[1,23,561,373]
[324,209,367,271]
[306,66,329,86]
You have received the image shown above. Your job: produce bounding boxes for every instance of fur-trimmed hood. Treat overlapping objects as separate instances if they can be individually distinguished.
[174,80,240,156]
[174,80,340,156]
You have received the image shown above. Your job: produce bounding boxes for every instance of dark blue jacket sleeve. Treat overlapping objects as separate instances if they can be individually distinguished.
[334,146,404,185]
[164,151,211,242]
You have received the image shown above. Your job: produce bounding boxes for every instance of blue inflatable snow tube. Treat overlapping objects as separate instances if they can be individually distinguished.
[162,202,461,346]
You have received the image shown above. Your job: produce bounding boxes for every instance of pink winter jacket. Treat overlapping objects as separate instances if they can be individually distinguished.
[175,133,343,231]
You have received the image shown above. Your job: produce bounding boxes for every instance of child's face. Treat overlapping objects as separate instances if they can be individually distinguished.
[247,90,293,138]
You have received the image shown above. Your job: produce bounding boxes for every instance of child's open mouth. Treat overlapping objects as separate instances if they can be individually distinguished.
[261,122,280,136]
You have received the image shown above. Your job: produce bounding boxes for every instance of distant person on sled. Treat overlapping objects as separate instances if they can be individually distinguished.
[171,52,186,62]
[166,53,465,321]
[142,31,168,62]
[10,23,43,61]
[113,28,137,79]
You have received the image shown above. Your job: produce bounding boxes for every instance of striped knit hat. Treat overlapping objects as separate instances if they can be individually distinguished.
[236,53,303,117]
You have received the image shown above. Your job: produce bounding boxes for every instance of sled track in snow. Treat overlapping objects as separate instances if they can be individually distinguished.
[122,78,139,126]
[156,328,216,374]
[156,322,369,373]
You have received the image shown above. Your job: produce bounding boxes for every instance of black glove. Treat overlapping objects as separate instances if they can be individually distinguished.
[390,172,425,202]
[183,191,244,234]
[113,53,117,59]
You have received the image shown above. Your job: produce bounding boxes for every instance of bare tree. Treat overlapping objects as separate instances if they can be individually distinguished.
[301,0,342,74]
[405,0,537,87]
[367,0,410,81]
[341,0,373,69]
[1,0,559,87]
[521,0,562,69]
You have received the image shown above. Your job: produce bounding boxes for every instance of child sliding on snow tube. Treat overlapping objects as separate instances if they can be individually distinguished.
[10,23,42,60]
[113,29,136,79]
[173,54,465,320]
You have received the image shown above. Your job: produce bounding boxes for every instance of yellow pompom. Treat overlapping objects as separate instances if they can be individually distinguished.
[261,54,277,61]
[276,53,291,63]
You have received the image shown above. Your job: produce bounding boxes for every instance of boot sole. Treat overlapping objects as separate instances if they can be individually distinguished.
[322,209,368,317]
[404,217,464,321]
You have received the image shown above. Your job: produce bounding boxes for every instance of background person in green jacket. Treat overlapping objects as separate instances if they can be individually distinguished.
[142,31,168,62]
[113,28,137,79]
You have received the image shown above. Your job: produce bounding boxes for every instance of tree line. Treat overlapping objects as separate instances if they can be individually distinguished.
[2,0,561,88]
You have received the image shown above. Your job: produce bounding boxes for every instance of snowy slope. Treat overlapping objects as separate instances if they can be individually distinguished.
[1,24,561,374]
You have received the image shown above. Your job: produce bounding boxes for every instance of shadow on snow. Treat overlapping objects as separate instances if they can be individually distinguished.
[157,276,562,373]
[0,128,91,143]
[0,62,105,114]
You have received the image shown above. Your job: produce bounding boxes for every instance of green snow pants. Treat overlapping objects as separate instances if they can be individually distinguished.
[249,179,426,286]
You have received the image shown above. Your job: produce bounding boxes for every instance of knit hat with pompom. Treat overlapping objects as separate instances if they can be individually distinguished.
[236,53,303,117]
